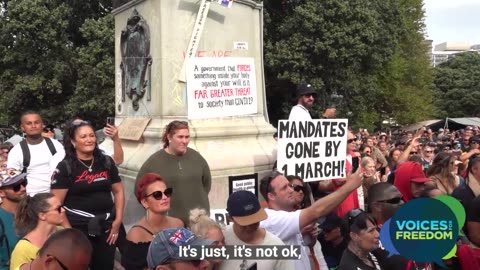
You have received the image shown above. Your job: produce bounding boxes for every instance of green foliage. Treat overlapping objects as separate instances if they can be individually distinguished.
[67,14,115,128]
[264,0,434,130]
[0,0,113,128]
[433,52,480,117]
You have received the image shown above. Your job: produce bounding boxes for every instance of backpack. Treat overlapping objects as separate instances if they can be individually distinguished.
[20,138,57,173]
[0,218,11,267]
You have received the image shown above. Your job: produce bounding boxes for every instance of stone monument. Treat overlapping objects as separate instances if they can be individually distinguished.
[111,0,276,226]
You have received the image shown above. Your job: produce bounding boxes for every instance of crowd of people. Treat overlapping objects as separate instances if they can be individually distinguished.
[1,85,480,270]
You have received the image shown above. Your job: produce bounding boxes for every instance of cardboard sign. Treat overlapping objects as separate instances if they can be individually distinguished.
[228,173,258,196]
[277,119,348,182]
[118,118,151,141]
[186,57,257,119]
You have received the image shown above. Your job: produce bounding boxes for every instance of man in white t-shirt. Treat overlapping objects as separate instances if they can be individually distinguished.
[7,111,65,195]
[259,170,363,270]
[220,190,294,270]
[288,83,316,120]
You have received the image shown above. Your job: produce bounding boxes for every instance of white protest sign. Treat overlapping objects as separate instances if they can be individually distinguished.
[186,57,257,119]
[277,119,348,182]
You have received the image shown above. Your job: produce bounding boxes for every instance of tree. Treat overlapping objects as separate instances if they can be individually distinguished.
[263,0,434,130]
[67,14,115,128]
[433,52,480,117]
[0,0,114,128]
[0,0,74,124]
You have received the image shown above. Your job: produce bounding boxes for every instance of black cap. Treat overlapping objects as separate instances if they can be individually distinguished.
[296,83,316,98]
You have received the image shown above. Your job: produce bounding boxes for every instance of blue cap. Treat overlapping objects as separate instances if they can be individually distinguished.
[226,190,267,226]
[147,228,213,268]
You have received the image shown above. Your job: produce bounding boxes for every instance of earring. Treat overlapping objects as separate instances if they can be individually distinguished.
[145,208,149,221]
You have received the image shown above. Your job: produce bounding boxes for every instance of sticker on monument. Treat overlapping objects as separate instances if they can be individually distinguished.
[186,57,257,119]
[234,42,248,50]
[277,119,348,182]
[218,0,233,8]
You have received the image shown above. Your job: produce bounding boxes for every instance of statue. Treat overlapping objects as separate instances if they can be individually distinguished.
[120,9,152,111]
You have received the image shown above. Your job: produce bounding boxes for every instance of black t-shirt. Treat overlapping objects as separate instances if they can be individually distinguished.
[467,196,480,223]
[452,184,476,237]
[51,156,121,221]
[319,235,347,268]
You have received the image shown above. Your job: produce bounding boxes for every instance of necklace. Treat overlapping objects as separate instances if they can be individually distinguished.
[78,157,94,172]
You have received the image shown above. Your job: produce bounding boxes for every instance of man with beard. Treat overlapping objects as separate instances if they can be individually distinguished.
[289,83,316,120]
[7,111,65,195]
[0,169,27,269]
[259,169,363,270]
[220,190,294,270]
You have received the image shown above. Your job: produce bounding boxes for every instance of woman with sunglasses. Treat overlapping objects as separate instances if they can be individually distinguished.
[136,120,211,225]
[122,173,183,270]
[338,209,385,270]
[51,121,124,270]
[10,193,65,270]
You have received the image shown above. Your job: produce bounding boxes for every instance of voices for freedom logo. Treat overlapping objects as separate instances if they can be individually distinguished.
[380,196,465,266]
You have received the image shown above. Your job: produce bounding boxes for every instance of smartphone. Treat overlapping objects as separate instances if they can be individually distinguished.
[246,262,257,270]
[351,157,359,173]
[106,117,115,126]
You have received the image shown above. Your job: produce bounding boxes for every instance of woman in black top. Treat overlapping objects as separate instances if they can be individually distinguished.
[51,121,125,270]
[121,173,183,270]
[338,209,385,270]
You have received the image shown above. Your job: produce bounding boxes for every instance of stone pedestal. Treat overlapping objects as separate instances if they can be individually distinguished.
[110,0,276,226]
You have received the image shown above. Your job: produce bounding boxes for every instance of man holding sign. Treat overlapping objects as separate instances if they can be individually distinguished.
[289,83,316,120]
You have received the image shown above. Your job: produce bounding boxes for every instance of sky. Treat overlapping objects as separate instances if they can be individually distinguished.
[423,0,480,47]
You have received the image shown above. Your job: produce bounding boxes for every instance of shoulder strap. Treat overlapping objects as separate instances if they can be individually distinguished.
[60,160,72,178]
[45,138,57,156]
[132,225,155,235]
[20,140,30,173]
[0,217,11,262]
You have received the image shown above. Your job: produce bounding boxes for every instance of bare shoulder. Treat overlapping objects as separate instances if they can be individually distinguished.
[167,217,185,228]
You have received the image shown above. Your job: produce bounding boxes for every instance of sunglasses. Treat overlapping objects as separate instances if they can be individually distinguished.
[49,255,69,270]
[11,180,28,192]
[71,120,90,127]
[424,150,433,153]
[45,205,63,214]
[365,151,371,154]
[410,152,418,155]
[145,188,173,200]
[347,138,356,143]
[377,197,403,204]
[303,93,315,98]
[289,184,305,193]
[43,128,54,133]
[347,208,364,228]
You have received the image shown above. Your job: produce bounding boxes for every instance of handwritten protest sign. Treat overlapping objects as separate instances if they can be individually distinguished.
[277,119,348,182]
[186,57,257,119]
